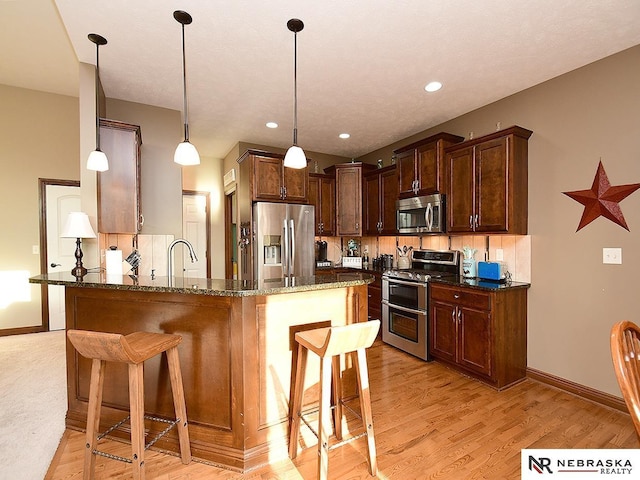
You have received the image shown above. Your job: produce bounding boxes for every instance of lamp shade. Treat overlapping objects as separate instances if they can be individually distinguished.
[87,149,109,172]
[283,145,307,169]
[61,212,97,239]
[174,140,201,166]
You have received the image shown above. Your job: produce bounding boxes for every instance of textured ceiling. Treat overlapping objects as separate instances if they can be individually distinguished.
[2,0,640,159]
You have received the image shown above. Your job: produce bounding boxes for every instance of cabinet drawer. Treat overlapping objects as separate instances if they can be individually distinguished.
[430,284,490,311]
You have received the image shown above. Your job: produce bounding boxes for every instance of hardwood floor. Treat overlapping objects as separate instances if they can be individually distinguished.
[46,342,638,479]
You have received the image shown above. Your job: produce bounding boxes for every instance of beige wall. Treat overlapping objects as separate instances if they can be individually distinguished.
[361,44,640,397]
[0,84,79,330]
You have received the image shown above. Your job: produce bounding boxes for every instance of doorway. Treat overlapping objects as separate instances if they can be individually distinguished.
[39,178,80,331]
[182,190,211,278]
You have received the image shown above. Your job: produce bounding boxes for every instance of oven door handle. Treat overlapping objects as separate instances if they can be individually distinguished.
[384,278,425,288]
[382,300,426,316]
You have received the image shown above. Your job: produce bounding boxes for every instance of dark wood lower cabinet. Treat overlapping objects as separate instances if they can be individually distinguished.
[429,282,528,389]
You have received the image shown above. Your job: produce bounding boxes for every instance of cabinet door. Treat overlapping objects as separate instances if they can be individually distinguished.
[253,156,283,201]
[379,168,398,234]
[430,301,457,362]
[308,176,321,234]
[447,146,475,233]
[475,137,508,232]
[97,120,141,234]
[396,150,417,197]
[319,176,335,236]
[336,167,362,236]
[416,141,440,195]
[458,306,492,377]
[283,165,308,203]
[364,174,380,235]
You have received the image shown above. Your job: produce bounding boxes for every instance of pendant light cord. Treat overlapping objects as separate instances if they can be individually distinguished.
[292,30,298,146]
[181,22,189,142]
[95,42,101,150]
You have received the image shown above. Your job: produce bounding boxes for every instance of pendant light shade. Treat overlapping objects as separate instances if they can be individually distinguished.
[284,19,307,169]
[174,10,200,166]
[87,33,108,172]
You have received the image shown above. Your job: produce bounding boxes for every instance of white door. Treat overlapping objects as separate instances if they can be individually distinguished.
[46,185,81,330]
[183,193,207,278]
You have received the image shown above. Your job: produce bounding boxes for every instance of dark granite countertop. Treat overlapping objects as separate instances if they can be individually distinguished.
[29,272,374,297]
[429,275,530,291]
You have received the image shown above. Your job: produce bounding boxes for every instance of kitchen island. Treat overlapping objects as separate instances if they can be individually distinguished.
[30,272,374,472]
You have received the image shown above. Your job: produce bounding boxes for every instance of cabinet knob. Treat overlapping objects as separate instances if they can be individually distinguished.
[355,222,359,231]
[283,186,287,198]
[454,294,460,299]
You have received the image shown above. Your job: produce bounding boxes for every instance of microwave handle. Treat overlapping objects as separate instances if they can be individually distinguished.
[425,202,433,231]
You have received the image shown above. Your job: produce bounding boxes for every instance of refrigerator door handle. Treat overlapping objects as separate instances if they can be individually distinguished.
[283,219,289,277]
[290,218,295,276]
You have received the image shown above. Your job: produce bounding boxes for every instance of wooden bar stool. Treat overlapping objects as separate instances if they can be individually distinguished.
[289,320,380,480]
[67,329,191,480]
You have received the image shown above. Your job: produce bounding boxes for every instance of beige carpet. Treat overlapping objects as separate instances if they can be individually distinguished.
[0,330,67,480]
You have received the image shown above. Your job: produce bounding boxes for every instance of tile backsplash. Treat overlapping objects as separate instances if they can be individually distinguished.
[318,234,531,283]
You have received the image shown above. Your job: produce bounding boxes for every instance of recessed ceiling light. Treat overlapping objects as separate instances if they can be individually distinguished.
[424,81,442,92]
[339,133,350,139]
[266,122,278,128]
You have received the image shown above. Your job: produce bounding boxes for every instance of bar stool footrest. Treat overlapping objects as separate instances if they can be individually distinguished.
[93,414,182,464]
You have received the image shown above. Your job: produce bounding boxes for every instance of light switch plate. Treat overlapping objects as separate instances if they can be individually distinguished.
[603,247,622,264]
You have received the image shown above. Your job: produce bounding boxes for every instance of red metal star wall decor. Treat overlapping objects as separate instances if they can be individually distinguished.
[563,161,640,232]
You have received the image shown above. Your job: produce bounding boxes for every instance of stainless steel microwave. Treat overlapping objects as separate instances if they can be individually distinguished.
[396,194,445,234]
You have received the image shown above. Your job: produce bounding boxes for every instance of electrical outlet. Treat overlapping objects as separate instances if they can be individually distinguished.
[603,247,622,264]
[495,249,504,261]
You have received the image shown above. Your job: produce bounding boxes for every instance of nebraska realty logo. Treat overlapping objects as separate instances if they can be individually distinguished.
[522,449,640,478]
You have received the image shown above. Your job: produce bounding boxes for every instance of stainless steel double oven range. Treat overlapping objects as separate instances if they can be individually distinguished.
[382,249,461,360]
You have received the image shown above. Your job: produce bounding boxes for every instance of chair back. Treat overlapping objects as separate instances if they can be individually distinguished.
[611,320,640,438]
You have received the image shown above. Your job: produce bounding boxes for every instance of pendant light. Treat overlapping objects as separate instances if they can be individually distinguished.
[283,19,307,169]
[86,33,109,172]
[173,10,200,166]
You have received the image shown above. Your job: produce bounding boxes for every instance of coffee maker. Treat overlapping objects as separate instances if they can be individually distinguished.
[315,241,330,267]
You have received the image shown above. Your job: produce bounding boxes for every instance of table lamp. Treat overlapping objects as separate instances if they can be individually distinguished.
[61,212,97,278]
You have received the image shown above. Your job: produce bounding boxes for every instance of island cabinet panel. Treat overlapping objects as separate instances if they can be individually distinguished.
[238,149,309,204]
[63,282,369,472]
[394,132,465,198]
[97,119,142,234]
[445,126,532,234]
[429,282,527,390]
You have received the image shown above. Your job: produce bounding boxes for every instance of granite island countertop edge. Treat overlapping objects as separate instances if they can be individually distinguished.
[29,273,375,297]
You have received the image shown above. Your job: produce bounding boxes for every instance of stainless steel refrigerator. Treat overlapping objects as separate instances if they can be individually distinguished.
[253,202,315,282]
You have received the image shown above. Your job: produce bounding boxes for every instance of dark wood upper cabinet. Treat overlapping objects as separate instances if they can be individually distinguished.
[446,126,532,234]
[364,166,397,235]
[238,150,309,204]
[308,173,335,236]
[328,163,376,237]
[97,119,142,234]
[394,132,465,198]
